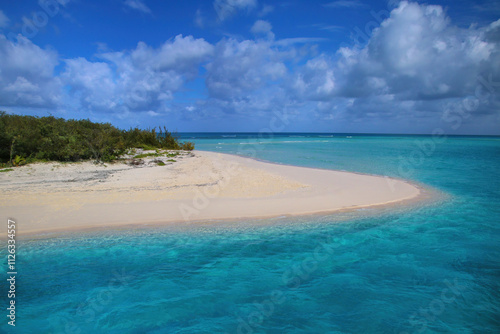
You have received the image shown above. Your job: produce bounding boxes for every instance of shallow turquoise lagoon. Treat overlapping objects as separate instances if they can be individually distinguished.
[1,134,499,333]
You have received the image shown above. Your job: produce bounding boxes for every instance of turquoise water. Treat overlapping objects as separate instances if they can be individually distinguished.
[1,134,500,333]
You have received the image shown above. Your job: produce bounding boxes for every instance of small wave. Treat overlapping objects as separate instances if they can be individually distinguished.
[238,140,332,145]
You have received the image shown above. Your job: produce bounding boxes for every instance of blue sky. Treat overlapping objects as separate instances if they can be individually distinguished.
[0,0,499,134]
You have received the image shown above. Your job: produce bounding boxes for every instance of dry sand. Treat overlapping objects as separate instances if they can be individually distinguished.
[0,150,422,235]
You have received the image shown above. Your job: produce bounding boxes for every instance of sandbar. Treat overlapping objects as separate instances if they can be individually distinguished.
[0,151,423,235]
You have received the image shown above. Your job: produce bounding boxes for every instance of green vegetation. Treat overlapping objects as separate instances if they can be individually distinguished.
[133,151,180,159]
[11,155,26,167]
[180,142,194,151]
[133,152,162,159]
[0,168,14,173]
[0,112,194,166]
[154,160,166,166]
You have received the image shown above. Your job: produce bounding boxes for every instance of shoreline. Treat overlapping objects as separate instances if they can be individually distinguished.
[0,150,435,237]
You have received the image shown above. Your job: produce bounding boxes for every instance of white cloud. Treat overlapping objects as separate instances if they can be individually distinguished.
[250,20,275,39]
[274,37,328,47]
[271,0,500,133]
[62,58,119,111]
[205,38,286,99]
[128,35,214,75]
[213,0,257,21]
[124,0,151,14]
[290,56,336,100]
[292,1,500,109]
[0,34,61,108]
[61,35,213,113]
[0,10,9,28]
[1,1,499,133]
[258,4,274,17]
[4,77,40,93]
[146,110,160,117]
[179,1,499,131]
[251,20,272,34]
[314,24,344,33]
[337,1,497,101]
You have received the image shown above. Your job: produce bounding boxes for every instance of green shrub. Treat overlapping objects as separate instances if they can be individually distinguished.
[0,112,194,164]
[12,155,26,167]
[180,142,195,151]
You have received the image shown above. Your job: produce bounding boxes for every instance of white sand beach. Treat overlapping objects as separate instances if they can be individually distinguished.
[0,151,422,235]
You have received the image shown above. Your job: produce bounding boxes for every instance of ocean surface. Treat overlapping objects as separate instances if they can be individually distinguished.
[1,133,500,334]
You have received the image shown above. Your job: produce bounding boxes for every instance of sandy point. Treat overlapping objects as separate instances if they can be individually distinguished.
[0,150,430,236]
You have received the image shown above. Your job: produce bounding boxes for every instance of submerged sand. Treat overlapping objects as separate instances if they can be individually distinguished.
[0,151,422,235]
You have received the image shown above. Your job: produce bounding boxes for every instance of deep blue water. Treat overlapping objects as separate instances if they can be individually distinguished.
[1,133,500,333]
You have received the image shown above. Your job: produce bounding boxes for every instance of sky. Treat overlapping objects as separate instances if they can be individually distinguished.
[0,0,499,134]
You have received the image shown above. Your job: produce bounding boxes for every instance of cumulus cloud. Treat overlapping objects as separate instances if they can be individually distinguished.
[171,1,499,130]
[205,38,286,99]
[62,58,119,111]
[291,56,336,101]
[62,35,213,113]
[291,1,500,120]
[127,35,214,75]
[251,20,272,34]
[0,34,61,108]
[250,20,274,39]
[350,2,494,100]
[213,0,257,21]
[1,1,499,133]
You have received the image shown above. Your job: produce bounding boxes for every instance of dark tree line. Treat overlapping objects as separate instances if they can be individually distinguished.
[0,112,194,165]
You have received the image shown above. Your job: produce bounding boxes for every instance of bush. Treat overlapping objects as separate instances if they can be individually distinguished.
[180,141,195,151]
[0,112,194,164]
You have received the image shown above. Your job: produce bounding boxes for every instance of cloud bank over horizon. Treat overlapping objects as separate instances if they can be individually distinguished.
[0,1,499,134]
